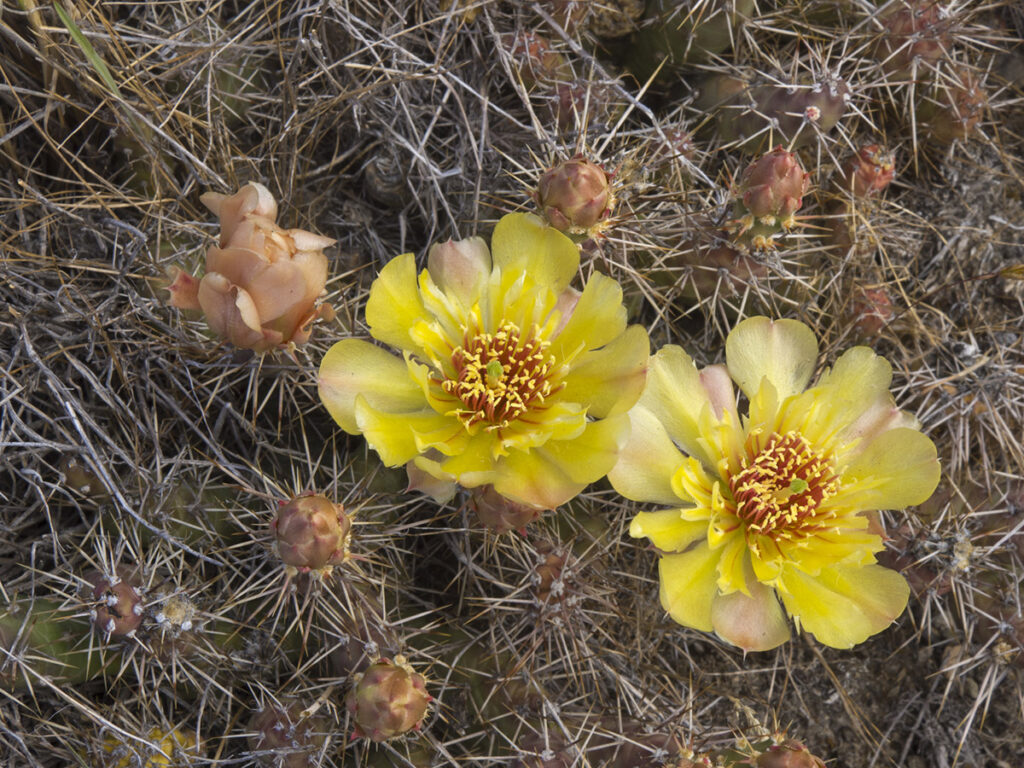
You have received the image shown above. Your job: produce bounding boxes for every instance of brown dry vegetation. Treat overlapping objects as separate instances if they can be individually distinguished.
[1,1,1023,767]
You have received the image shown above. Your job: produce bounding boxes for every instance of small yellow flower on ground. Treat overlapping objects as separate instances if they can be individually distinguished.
[610,316,940,651]
[318,213,649,510]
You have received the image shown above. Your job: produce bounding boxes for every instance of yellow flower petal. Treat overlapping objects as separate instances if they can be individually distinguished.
[496,401,588,454]
[319,340,426,434]
[629,509,708,552]
[726,316,818,402]
[658,544,720,632]
[638,345,720,469]
[551,272,628,362]
[489,415,627,508]
[711,579,791,652]
[778,563,910,649]
[354,396,454,467]
[487,450,580,510]
[841,427,941,510]
[365,252,428,354]
[536,413,629,485]
[560,324,649,418]
[792,346,895,447]
[490,213,578,293]
[609,406,688,505]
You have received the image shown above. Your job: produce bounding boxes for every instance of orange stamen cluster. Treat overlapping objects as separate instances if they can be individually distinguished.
[730,431,839,539]
[442,321,560,430]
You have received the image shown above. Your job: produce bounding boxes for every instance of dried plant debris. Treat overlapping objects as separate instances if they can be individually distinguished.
[1,1,1023,767]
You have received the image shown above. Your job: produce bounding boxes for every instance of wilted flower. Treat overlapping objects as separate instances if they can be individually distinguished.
[167,182,335,353]
[610,317,940,650]
[318,213,648,510]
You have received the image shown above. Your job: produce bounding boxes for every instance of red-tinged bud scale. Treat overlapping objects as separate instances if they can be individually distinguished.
[838,145,895,198]
[470,485,542,534]
[848,286,897,338]
[536,156,615,238]
[754,739,827,768]
[273,492,352,576]
[730,147,810,249]
[347,656,431,742]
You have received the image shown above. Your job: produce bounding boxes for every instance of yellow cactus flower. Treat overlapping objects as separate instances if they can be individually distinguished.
[98,726,198,767]
[610,317,940,651]
[319,213,649,510]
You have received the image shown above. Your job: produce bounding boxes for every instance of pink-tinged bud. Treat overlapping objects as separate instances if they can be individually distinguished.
[737,148,809,222]
[839,145,895,198]
[470,485,543,534]
[847,286,897,338]
[755,739,826,768]
[730,147,810,248]
[536,156,615,237]
[82,569,144,637]
[427,236,491,307]
[272,492,352,575]
[502,32,569,88]
[347,656,430,742]
[249,702,327,768]
[167,183,334,353]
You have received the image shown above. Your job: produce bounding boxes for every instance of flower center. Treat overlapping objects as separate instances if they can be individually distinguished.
[442,321,560,430]
[729,431,839,538]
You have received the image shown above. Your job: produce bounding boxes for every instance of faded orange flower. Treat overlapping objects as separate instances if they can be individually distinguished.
[168,182,334,352]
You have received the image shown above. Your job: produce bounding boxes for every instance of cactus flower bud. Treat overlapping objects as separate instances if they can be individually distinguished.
[83,569,144,637]
[730,147,810,249]
[272,492,352,576]
[838,145,895,198]
[469,485,543,534]
[754,739,826,768]
[347,656,431,742]
[167,182,335,353]
[249,702,327,767]
[536,156,615,238]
